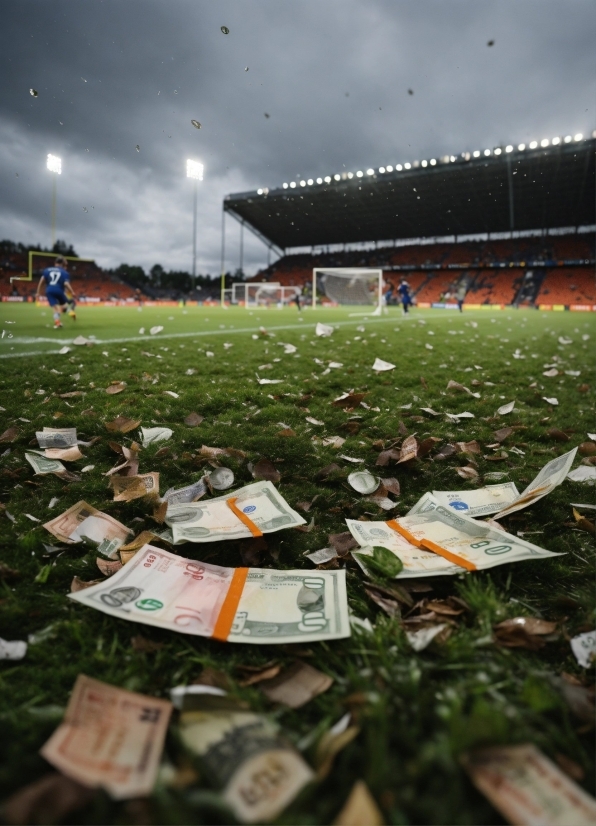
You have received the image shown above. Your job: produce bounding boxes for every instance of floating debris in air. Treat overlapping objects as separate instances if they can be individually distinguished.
[408,89,414,95]
[136,145,140,152]
[221,25,229,34]
[29,88,38,97]
[264,112,270,118]
[191,120,201,129]
[245,67,249,72]
[487,40,495,46]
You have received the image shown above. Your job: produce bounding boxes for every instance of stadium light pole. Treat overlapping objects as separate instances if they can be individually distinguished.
[47,154,62,249]
[186,159,204,293]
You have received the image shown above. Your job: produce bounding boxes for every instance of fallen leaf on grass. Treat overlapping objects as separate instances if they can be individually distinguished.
[322,436,346,449]
[333,780,384,826]
[497,401,515,415]
[131,635,164,653]
[105,416,141,433]
[572,508,595,535]
[315,719,360,781]
[447,380,480,398]
[372,357,395,372]
[543,396,559,406]
[184,412,204,427]
[306,416,324,425]
[237,663,281,686]
[0,561,20,580]
[547,428,570,442]
[332,391,367,409]
[398,435,418,463]
[375,448,401,466]
[96,558,123,576]
[277,427,297,437]
[567,466,596,484]
[493,616,557,649]
[315,463,343,481]
[365,585,401,618]
[259,661,333,708]
[105,382,126,395]
[578,441,596,456]
[456,440,482,455]
[141,426,173,447]
[457,466,479,480]
[434,443,457,460]
[570,630,596,668]
[70,576,104,592]
[0,427,19,443]
[200,444,246,460]
[494,427,514,443]
[543,368,559,377]
[2,772,94,826]
[405,624,448,651]
[250,458,281,483]
[353,545,404,578]
[329,531,359,557]
[484,451,509,461]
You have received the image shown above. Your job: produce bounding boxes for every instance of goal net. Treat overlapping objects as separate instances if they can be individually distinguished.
[312,268,384,313]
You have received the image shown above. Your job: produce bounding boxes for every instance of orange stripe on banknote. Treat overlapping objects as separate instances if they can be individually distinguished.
[212,567,249,641]
[420,539,477,571]
[385,519,421,547]
[226,497,263,537]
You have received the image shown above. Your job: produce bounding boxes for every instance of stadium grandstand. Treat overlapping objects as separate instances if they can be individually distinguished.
[224,133,595,310]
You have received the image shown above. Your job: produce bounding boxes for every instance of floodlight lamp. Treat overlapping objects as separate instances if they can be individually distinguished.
[307,178,313,185]
[505,145,513,152]
[540,139,549,147]
[334,173,341,180]
[421,160,427,167]
[473,150,480,158]
[47,154,62,174]
[324,176,331,183]
[396,164,403,171]
[450,156,457,162]
[386,165,393,172]
[551,137,560,145]
[379,166,385,173]
[290,181,297,188]
[518,143,526,150]
[316,177,323,184]
[494,147,502,155]
[356,170,363,177]
[529,141,538,149]
[430,158,436,165]
[564,135,572,143]
[186,159,204,180]
[484,149,491,156]
[257,188,263,195]
[404,162,411,169]
[347,171,354,178]
[574,133,583,141]
[282,182,288,188]
[366,168,374,175]
[300,180,306,186]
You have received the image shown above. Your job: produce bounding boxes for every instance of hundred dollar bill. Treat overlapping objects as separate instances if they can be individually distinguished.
[179,704,314,823]
[35,427,77,449]
[43,445,84,462]
[25,452,66,475]
[165,480,306,544]
[494,447,578,519]
[346,498,562,577]
[430,483,520,517]
[69,544,350,644]
[44,500,131,557]
[110,472,159,501]
[162,476,207,505]
[40,674,172,799]
[461,744,596,826]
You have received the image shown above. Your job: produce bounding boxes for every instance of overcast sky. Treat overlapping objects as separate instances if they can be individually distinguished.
[1,0,594,276]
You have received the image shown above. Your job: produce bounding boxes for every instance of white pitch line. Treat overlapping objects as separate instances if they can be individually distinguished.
[0,316,399,358]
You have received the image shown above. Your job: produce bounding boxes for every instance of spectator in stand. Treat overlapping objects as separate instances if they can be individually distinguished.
[456,282,466,312]
[398,279,412,315]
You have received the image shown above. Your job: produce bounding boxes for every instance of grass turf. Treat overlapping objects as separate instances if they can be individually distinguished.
[0,303,594,824]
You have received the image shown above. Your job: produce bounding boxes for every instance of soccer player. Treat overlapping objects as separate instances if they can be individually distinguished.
[398,278,412,315]
[35,256,77,328]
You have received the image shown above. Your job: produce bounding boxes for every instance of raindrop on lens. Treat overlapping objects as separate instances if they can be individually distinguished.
[191,119,201,129]
[29,88,38,97]
[245,67,249,71]
[221,25,229,34]
[136,145,140,151]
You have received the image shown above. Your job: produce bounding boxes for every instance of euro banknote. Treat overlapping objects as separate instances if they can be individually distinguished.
[69,544,350,644]
[165,480,305,543]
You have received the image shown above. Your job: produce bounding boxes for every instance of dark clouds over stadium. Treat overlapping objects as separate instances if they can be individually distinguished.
[1,0,594,276]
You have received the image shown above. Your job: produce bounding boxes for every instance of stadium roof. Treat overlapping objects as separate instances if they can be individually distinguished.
[224,136,595,252]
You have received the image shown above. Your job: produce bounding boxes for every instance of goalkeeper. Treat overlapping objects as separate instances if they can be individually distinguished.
[35,256,77,329]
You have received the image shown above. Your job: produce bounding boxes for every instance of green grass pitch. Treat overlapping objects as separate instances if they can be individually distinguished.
[0,302,594,824]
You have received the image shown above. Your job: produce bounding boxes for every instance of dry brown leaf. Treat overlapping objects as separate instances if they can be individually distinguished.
[0,561,20,580]
[238,664,282,686]
[494,427,514,443]
[277,428,297,437]
[333,780,384,826]
[70,576,104,592]
[131,635,164,653]
[434,443,457,461]
[260,661,333,708]
[2,772,94,826]
[572,508,595,535]
[341,420,361,435]
[105,382,126,395]
[58,391,85,398]
[494,616,557,649]
[418,437,441,458]
[578,441,596,456]
[316,726,360,781]
[365,585,401,618]
[332,391,367,409]
[105,416,141,433]
[484,451,508,461]
[0,426,19,443]
[184,412,204,427]
[120,549,139,565]
[192,666,233,691]
[456,440,482,455]
[251,458,281,483]
[457,466,479,480]
[199,444,246,460]
[379,477,400,496]
[397,435,418,463]
[375,448,401,467]
[96,558,123,576]
[119,530,160,552]
[329,531,359,556]
[547,428,570,442]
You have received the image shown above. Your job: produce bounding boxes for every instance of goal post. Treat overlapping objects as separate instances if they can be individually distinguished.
[312,268,384,313]
[9,251,96,284]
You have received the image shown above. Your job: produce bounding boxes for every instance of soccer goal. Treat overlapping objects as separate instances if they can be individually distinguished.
[9,251,96,285]
[312,268,384,314]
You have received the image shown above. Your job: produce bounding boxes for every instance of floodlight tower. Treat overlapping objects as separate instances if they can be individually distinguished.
[47,154,62,248]
[186,159,204,293]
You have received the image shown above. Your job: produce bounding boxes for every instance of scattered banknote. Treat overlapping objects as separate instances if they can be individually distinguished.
[40,674,172,799]
[494,447,577,519]
[161,477,207,505]
[461,744,596,826]
[570,630,596,668]
[431,483,520,517]
[44,500,131,557]
[347,497,561,578]
[0,638,27,660]
[165,480,305,544]
[35,427,77,449]
[179,702,314,823]
[25,452,67,475]
[141,426,173,447]
[43,446,84,462]
[69,544,350,644]
[110,473,159,502]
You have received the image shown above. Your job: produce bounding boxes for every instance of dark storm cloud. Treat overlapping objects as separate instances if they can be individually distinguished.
[1,0,594,274]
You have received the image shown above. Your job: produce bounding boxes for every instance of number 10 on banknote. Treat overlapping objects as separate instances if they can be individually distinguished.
[69,545,350,644]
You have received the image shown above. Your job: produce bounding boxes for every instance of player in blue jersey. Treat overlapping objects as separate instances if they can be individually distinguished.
[35,256,77,328]
[398,278,413,315]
